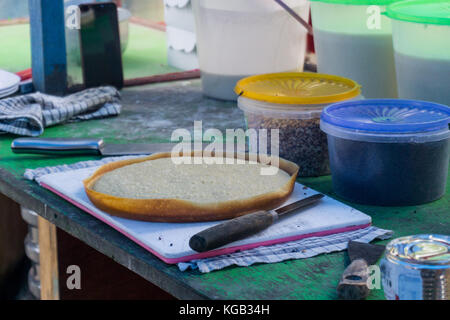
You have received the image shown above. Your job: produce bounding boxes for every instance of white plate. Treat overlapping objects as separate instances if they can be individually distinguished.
[0,84,19,98]
[0,69,20,92]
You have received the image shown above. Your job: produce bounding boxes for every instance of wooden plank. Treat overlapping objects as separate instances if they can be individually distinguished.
[0,168,208,300]
[56,228,175,300]
[38,216,60,300]
[28,0,67,95]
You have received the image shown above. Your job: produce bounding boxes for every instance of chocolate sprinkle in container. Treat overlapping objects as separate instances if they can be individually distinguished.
[320,99,450,206]
[235,72,361,177]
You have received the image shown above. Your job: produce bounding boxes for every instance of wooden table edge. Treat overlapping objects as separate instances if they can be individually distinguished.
[0,168,209,300]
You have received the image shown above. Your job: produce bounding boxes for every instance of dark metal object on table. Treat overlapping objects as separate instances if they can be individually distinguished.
[189,194,325,253]
[337,241,386,300]
[11,138,179,156]
[79,2,124,90]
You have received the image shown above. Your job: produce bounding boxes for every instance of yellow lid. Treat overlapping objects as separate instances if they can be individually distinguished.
[234,72,361,105]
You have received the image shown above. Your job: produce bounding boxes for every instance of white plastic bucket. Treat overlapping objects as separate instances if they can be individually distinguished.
[192,0,310,101]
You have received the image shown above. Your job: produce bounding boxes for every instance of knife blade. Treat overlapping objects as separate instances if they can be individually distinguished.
[11,138,180,156]
[189,193,324,252]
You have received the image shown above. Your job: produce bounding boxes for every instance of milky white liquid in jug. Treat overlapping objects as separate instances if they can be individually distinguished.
[395,53,450,106]
[314,30,398,99]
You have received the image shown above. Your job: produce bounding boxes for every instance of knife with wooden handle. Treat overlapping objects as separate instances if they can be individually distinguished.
[189,193,324,252]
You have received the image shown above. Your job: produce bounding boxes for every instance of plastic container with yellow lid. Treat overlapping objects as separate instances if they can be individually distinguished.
[235,72,362,177]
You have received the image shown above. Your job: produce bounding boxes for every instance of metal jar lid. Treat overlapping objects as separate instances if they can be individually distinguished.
[385,234,450,269]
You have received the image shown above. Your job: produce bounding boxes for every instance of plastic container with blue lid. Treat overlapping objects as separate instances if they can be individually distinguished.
[320,99,450,206]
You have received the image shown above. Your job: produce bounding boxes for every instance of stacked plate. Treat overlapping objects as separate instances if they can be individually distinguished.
[0,69,20,98]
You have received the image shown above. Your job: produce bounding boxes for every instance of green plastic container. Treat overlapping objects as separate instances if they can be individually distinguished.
[310,0,400,99]
[386,0,450,106]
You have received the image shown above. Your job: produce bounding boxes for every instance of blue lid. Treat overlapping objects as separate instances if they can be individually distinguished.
[320,99,450,143]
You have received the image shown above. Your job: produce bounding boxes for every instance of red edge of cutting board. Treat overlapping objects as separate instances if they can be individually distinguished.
[41,182,371,265]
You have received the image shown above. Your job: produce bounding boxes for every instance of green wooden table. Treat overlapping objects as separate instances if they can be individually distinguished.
[0,80,448,300]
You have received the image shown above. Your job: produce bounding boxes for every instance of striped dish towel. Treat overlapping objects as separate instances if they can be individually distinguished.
[0,86,121,136]
[179,226,392,273]
[24,157,393,274]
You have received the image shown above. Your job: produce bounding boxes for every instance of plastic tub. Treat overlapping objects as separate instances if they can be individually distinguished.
[386,0,450,106]
[310,0,399,99]
[321,99,450,206]
[235,72,362,177]
[192,0,310,101]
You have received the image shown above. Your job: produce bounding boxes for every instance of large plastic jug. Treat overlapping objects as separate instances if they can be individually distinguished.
[310,0,400,99]
[192,0,310,101]
[386,0,450,106]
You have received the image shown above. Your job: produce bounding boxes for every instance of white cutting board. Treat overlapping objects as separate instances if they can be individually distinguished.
[38,167,372,264]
